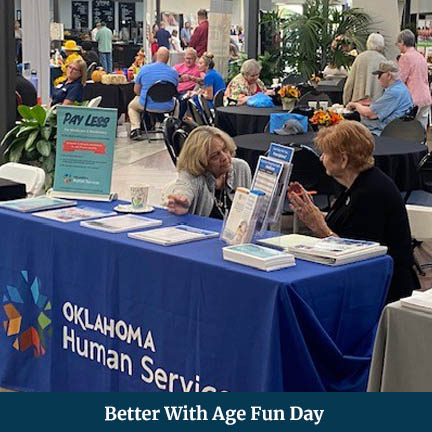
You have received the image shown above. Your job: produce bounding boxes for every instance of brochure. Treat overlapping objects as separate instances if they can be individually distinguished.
[34,206,116,223]
[80,214,162,233]
[0,196,77,213]
[128,225,219,246]
[220,187,264,245]
[266,143,294,224]
[259,235,387,266]
[222,243,295,271]
[251,156,284,232]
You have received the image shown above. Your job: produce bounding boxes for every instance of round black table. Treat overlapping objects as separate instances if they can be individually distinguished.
[234,132,427,192]
[215,106,285,137]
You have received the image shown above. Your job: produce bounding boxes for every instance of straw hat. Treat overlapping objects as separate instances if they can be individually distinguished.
[63,40,80,51]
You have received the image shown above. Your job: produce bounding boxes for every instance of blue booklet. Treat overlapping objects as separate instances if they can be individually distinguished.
[0,196,77,213]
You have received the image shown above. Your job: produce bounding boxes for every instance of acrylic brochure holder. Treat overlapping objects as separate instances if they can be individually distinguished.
[51,105,118,202]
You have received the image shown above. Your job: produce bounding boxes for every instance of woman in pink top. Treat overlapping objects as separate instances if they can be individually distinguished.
[397,29,431,129]
[174,47,204,118]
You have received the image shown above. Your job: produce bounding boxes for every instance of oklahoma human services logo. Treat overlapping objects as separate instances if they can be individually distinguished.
[2,270,52,357]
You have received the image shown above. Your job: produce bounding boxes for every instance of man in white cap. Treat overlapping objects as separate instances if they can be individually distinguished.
[347,60,413,135]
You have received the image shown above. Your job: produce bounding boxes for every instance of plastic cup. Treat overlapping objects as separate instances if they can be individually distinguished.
[320,101,329,110]
[308,101,317,109]
[130,185,149,209]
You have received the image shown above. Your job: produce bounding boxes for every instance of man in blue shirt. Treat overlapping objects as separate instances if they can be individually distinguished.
[347,61,413,135]
[128,47,179,140]
[155,22,171,49]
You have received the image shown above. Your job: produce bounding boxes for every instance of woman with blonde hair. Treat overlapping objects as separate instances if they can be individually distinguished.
[287,120,418,303]
[225,58,266,105]
[196,52,226,108]
[51,58,87,106]
[167,126,251,218]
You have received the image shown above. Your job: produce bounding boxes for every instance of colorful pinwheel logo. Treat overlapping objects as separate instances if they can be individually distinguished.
[2,270,52,358]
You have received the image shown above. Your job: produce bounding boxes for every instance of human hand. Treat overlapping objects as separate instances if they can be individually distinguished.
[287,181,307,197]
[166,194,190,215]
[346,102,356,111]
[288,188,330,237]
[237,94,249,105]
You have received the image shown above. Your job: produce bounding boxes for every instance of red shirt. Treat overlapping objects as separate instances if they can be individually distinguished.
[189,20,209,57]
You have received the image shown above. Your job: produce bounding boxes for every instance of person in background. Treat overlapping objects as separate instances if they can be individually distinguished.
[171,29,182,52]
[189,9,209,57]
[149,24,159,60]
[96,22,113,73]
[288,121,419,304]
[323,63,348,79]
[167,126,251,219]
[91,22,101,41]
[16,66,37,119]
[15,20,23,63]
[173,47,204,119]
[54,40,83,86]
[343,33,387,105]
[181,21,191,48]
[225,59,266,105]
[81,41,100,67]
[396,29,432,130]
[195,52,226,109]
[51,59,87,106]
[127,47,179,140]
[346,61,413,135]
[155,22,171,50]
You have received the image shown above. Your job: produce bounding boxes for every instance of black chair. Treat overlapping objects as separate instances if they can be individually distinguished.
[87,62,97,77]
[198,94,215,125]
[187,99,207,125]
[282,75,304,86]
[213,89,224,108]
[404,152,432,275]
[162,117,182,166]
[298,91,332,107]
[381,117,426,145]
[142,80,178,143]
[162,116,198,166]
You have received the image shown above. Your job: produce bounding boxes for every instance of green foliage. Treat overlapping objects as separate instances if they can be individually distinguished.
[260,1,372,80]
[1,105,58,189]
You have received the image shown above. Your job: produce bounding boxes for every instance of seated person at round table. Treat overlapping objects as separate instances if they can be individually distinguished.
[196,52,226,108]
[51,59,87,106]
[167,126,251,219]
[173,47,204,118]
[346,60,413,136]
[54,40,84,87]
[128,47,179,140]
[288,121,419,304]
[224,59,266,105]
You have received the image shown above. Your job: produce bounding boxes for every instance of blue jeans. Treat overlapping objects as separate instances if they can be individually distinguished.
[100,52,113,73]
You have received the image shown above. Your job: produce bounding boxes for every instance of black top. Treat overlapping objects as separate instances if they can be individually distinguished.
[52,80,84,105]
[83,50,100,67]
[209,187,233,220]
[16,74,37,106]
[325,167,419,303]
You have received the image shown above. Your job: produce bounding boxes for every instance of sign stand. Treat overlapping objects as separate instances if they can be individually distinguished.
[51,106,118,202]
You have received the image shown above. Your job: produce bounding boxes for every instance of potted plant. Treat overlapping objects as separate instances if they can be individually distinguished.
[1,105,57,189]
[278,85,301,111]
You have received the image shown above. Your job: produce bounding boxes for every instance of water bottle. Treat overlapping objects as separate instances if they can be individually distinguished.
[30,70,38,93]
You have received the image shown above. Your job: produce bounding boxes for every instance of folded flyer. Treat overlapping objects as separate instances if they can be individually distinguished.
[80,214,162,233]
[128,225,219,246]
[0,196,77,213]
[35,206,116,222]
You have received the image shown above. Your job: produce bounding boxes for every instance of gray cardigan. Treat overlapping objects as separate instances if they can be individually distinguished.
[343,50,387,105]
[172,158,252,216]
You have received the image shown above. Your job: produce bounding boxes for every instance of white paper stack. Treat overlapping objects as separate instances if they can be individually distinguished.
[0,196,77,213]
[400,290,432,313]
[80,214,162,233]
[258,235,387,266]
[222,243,296,271]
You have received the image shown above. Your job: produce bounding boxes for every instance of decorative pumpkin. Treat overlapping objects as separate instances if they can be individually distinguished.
[91,69,106,83]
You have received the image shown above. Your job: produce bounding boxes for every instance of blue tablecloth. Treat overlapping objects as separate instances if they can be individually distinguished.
[0,201,392,392]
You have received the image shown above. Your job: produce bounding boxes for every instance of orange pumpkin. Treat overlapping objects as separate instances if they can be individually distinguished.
[91,69,106,83]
